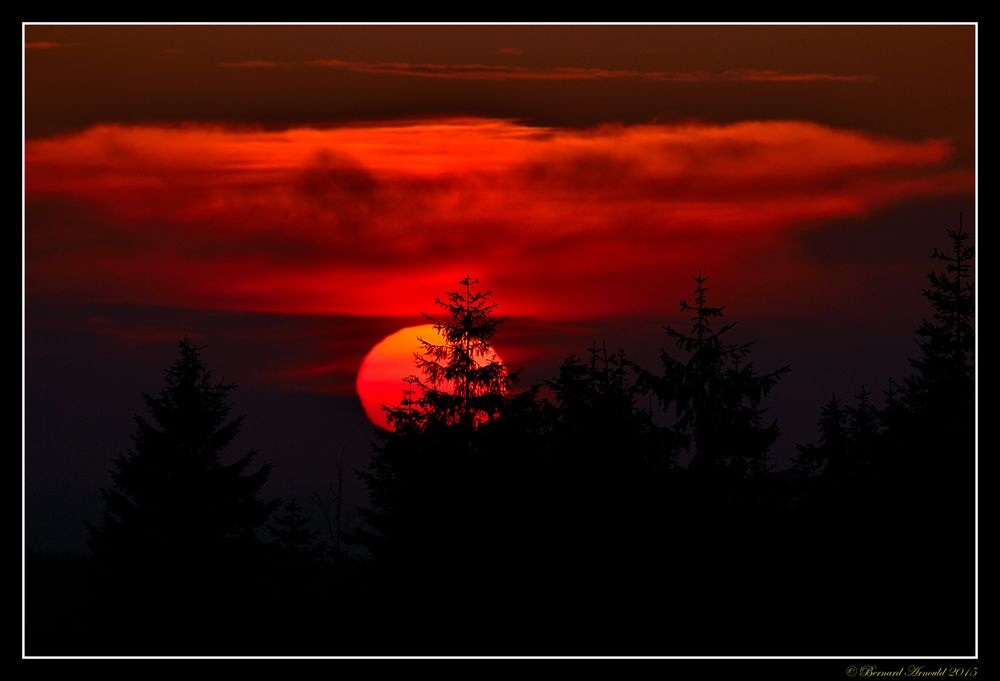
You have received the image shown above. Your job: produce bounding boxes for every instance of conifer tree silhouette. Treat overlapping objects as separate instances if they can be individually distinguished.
[844,386,880,472]
[550,343,637,427]
[645,271,789,477]
[906,215,975,422]
[893,218,975,511]
[793,393,847,479]
[795,386,881,487]
[547,342,677,475]
[268,500,319,556]
[358,276,515,584]
[86,338,277,622]
[406,274,515,430]
[891,219,976,639]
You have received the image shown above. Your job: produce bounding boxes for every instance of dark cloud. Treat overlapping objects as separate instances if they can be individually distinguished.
[217,60,285,69]
[295,149,381,218]
[22,25,972,147]
[308,59,873,83]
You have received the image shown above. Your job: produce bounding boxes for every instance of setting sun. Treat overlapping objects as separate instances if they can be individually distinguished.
[356,323,505,430]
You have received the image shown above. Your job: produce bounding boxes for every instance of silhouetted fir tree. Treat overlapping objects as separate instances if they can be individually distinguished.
[877,377,908,472]
[268,500,319,556]
[555,343,637,423]
[363,276,517,545]
[537,342,682,606]
[789,226,976,653]
[796,387,882,491]
[882,378,906,429]
[360,277,515,524]
[263,499,333,634]
[412,274,516,429]
[547,342,678,475]
[793,393,847,480]
[844,386,880,474]
[356,276,521,630]
[892,220,975,583]
[644,272,789,479]
[548,345,630,439]
[86,338,277,646]
[905,217,975,430]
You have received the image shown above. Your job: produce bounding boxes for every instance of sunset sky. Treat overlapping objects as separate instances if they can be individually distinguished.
[24,24,975,552]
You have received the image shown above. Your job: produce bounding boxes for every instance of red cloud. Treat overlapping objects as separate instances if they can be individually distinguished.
[25,41,80,50]
[26,118,970,322]
[308,59,874,83]
[724,69,875,82]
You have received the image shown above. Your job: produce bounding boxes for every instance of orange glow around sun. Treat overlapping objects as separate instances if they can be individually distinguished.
[356,324,504,430]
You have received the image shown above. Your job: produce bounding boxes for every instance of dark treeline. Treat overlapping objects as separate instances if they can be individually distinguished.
[25,226,974,656]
